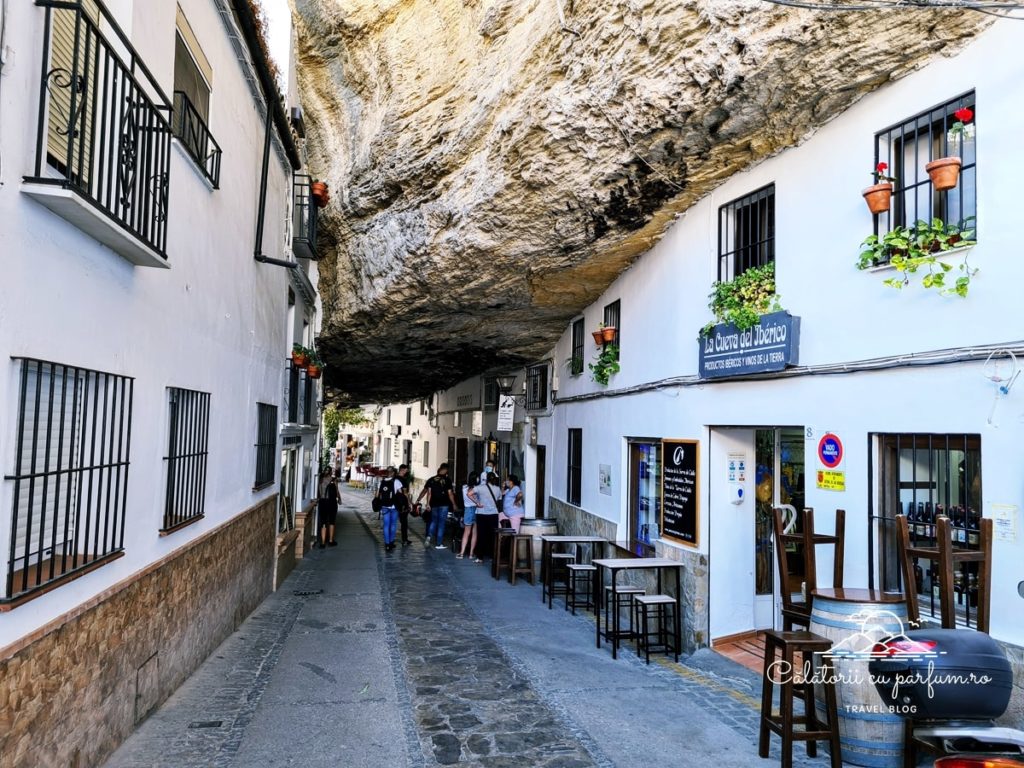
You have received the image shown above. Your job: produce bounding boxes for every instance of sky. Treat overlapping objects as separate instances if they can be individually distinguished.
[260,0,292,87]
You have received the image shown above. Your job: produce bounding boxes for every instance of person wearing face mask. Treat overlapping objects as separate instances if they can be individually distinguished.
[481,460,497,484]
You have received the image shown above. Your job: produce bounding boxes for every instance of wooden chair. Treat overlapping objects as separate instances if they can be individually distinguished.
[772,507,846,630]
[895,514,992,633]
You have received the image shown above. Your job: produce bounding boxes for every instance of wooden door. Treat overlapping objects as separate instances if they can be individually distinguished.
[534,445,546,518]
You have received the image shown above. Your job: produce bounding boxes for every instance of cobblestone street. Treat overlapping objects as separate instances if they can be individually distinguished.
[105,488,829,768]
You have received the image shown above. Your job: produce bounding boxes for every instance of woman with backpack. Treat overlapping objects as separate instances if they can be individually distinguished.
[375,467,404,552]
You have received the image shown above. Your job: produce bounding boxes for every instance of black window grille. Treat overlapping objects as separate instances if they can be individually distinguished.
[718,184,775,282]
[483,379,498,411]
[567,428,582,506]
[603,300,621,347]
[254,403,277,490]
[874,92,976,240]
[4,359,133,603]
[526,364,548,411]
[172,90,221,187]
[570,319,584,376]
[387,409,392,425]
[870,433,983,629]
[423,441,430,468]
[406,407,412,425]
[162,387,210,533]
[302,374,314,426]
[287,363,300,423]
[420,400,426,416]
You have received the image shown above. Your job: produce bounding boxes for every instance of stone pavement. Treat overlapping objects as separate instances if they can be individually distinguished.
[105,487,831,767]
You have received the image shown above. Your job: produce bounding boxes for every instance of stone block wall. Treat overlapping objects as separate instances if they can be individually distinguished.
[0,496,277,768]
[548,498,709,653]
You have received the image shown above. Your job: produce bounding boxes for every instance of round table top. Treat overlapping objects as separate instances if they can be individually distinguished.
[812,587,905,604]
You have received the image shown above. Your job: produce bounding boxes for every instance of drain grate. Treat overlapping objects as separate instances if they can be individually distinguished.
[292,589,324,597]
[187,720,223,729]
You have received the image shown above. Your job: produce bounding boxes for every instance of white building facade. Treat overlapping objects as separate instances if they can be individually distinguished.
[0,0,323,762]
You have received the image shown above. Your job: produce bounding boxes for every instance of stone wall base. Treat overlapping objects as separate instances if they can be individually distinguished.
[0,496,277,768]
[548,498,709,653]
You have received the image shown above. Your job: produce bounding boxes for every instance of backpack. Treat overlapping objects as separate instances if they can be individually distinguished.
[377,478,396,507]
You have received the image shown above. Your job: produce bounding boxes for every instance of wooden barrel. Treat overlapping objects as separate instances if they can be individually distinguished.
[519,518,558,573]
[810,589,909,768]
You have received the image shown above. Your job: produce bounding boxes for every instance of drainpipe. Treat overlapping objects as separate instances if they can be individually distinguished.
[253,100,295,269]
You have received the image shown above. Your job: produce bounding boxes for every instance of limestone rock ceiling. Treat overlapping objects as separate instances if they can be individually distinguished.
[293,0,989,403]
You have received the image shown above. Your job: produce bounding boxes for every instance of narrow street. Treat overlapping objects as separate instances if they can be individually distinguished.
[104,487,823,768]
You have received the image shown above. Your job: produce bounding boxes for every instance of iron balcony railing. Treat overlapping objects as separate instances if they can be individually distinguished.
[292,173,319,260]
[285,362,317,426]
[28,0,173,259]
[173,91,222,188]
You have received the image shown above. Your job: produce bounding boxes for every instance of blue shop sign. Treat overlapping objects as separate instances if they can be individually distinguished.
[698,311,801,379]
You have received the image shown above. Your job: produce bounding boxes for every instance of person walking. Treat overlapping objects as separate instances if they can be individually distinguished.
[501,474,525,533]
[396,463,413,546]
[416,463,457,549]
[376,467,404,552]
[473,471,502,559]
[457,471,482,561]
[318,469,339,547]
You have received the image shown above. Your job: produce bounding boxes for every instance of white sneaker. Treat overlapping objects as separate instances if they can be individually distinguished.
[435,545,447,550]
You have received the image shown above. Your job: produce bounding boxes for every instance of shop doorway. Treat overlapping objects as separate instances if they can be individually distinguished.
[534,445,546,518]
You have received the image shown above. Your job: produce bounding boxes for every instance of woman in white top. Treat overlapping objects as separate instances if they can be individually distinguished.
[474,471,502,559]
[458,472,482,561]
[501,474,525,532]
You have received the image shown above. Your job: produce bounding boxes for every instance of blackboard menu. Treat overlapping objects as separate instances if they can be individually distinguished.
[660,439,700,547]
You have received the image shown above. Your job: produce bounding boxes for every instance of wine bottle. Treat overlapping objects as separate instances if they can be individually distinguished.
[918,502,928,538]
[924,501,933,539]
[956,506,967,544]
[968,508,980,547]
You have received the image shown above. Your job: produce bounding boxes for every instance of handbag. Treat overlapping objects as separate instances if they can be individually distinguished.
[410,503,422,518]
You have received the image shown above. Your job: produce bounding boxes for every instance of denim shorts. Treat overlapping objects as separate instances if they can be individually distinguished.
[462,506,477,526]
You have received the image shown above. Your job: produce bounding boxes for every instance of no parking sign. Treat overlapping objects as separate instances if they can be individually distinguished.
[816,432,845,491]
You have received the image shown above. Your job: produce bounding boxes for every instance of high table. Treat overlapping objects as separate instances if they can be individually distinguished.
[539,536,609,604]
[592,558,684,659]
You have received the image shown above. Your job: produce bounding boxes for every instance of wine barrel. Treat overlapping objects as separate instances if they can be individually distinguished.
[810,589,909,768]
[519,518,558,575]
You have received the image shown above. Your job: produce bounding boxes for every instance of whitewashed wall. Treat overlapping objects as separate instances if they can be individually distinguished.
[538,19,1024,646]
[0,0,300,646]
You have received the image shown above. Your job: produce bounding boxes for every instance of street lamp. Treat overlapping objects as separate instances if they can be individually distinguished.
[495,374,525,405]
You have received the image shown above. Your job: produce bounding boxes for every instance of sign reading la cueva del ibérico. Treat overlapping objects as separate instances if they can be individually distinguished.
[698,311,801,379]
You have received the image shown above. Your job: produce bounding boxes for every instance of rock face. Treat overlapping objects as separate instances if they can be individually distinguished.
[293,0,989,402]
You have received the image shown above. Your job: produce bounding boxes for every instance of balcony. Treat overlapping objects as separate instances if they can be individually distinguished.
[292,174,320,261]
[172,91,222,188]
[23,0,173,268]
[285,362,318,428]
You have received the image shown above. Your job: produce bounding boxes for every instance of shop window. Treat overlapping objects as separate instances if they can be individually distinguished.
[627,441,661,556]
[4,358,133,604]
[570,319,584,376]
[567,428,582,506]
[483,379,498,411]
[718,184,775,282]
[874,92,976,240]
[526,364,548,411]
[603,300,621,347]
[870,433,983,628]
[163,387,211,533]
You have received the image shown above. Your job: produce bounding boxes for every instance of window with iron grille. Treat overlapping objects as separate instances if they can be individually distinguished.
[423,441,430,468]
[718,185,775,282]
[483,379,498,411]
[387,409,392,425]
[567,428,582,506]
[870,433,982,629]
[3,359,133,604]
[254,403,277,490]
[570,319,584,376]
[406,406,412,425]
[302,375,314,425]
[874,92,976,242]
[420,400,426,416]
[603,300,621,347]
[162,387,210,533]
[286,363,300,423]
[526,364,548,411]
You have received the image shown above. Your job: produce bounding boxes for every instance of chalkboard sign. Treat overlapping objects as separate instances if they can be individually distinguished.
[660,439,700,547]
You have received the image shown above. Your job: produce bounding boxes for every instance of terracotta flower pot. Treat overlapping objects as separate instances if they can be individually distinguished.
[601,326,617,343]
[292,351,309,367]
[925,157,962,191]
[307,365,322,379]
[311,181,330,208]
[862,183,893,215]
[591,330,605,345]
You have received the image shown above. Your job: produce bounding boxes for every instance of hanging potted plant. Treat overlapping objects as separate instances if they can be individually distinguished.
[926,107,973,192]
[591,326,605,346]
[600,325,617,343]
[306,361,323,378]
[588,344,620,386]
[291,343,309,367]
[310,180,330,208]
[863,162,896,215]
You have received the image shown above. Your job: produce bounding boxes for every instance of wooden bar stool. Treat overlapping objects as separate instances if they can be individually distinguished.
[772,507,846,630]
[565,563,596,614]
[492,528,516,580]
[758,630,841,768]
[509,535,535,585]
[547,552,576,609]
[633,594,679,663]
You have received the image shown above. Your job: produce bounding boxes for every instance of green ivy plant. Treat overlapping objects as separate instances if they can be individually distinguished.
[588,344,620,386]
[857,217,977,297]
[700,261,782,339]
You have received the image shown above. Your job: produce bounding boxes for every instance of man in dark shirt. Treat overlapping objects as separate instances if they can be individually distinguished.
[416,463,457,549]
[396,464,413,546]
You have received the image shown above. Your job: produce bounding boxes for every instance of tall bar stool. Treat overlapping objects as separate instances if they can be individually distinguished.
[547,552,577,609]
[492,528,516,580]
[602,585,645,644]
[565,562,596,614]
[634,594,680,663]
[510,535,535,585]
[758,630,841,768]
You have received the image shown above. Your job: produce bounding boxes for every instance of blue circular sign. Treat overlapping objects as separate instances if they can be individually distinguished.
[818,433,843,469]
